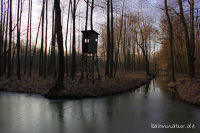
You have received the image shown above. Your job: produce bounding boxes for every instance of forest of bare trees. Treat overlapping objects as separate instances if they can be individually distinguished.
[0,0,200,88]
[159,0,200,81]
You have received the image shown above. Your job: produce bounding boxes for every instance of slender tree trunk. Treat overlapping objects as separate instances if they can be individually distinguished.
[28,0,32,76]
[0,0,3,74]
[44,0,48,79]
[65,0,71,76]
[7,0,12,78]
[164,0,175,81]
[105,0,110,76]
[123,8,127,72]
[52,9,56,77]
[85,0,89,30]
[190,0,195,74]
[90,0,94,30]
[39,0,45,76]
[16,0,21,80]
[71,0,77,78]
[24,0,30,75]
[110,0,114,77]
[3,1,9,74]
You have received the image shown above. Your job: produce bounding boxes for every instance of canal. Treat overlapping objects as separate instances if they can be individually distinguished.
[0,76,200,133]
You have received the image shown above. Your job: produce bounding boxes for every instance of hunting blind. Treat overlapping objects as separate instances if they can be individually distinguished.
[82,30,99,54]
[79,30,101,82]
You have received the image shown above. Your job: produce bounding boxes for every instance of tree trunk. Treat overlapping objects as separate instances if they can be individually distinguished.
[71,0,76,78]
[178,0,195,78]
[164,0,175,82]
[0,0,3,75]
[28,0,32,76]
[24,0,30,75]
[110,0,114,78]
[54,0,64,89]
[90,0,94,30]
[16,0,21,80]
[105,0,110,76]
[44,0,48,79]
[65,0,71,77]
[39,0,45,76]
[190,0,195,75]
[85,0,89,30]
[3,1,9,74]
[7,0,12,78]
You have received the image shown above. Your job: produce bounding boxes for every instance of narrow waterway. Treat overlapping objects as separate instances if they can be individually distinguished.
[0,76,199,133]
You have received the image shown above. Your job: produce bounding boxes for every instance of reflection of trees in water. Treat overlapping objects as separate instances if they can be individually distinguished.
[144,81,150,99]
[155,76,180,101]
[168,88,180,101]
[49,102,65,133]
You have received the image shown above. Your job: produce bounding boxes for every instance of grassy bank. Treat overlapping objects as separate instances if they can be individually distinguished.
[176,78,200,105]
[0,72,152,99]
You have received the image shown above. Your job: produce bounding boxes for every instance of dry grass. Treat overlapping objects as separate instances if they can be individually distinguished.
[177,78,200,105]
[0,72,151,99]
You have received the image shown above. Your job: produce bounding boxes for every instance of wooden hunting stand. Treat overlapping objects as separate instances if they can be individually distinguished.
[80,30,101,82]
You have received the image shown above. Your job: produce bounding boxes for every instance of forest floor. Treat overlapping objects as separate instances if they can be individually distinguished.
[0,72,153,99]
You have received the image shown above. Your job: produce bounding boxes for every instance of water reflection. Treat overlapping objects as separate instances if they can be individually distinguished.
[0,77,200,133]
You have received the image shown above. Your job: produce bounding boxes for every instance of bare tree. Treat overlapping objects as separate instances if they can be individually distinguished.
[28,0,32,76]
[164,0,175,81]
[16,0,22,80]
[65,0,71,76]
[3,1,9,74]
[0,0,3,74]
[7,0,12,78]
[71,0,80,78]
[105,0,110,76]
[110,0,114,77]
[44,0,48,79]
[24,0,31,75]
[39,0,45,77]
[54,0,64,89]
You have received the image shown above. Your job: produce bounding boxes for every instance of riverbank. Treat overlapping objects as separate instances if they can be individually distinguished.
[0,72,153,99]
[176,78,200,105]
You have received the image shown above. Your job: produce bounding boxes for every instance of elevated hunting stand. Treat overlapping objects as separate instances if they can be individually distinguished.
[79,30,101,82]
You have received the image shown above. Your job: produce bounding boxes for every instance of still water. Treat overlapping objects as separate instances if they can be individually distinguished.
[0,77,200,133]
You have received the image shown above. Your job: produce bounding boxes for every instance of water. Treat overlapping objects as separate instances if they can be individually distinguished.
[0,77,200,133]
